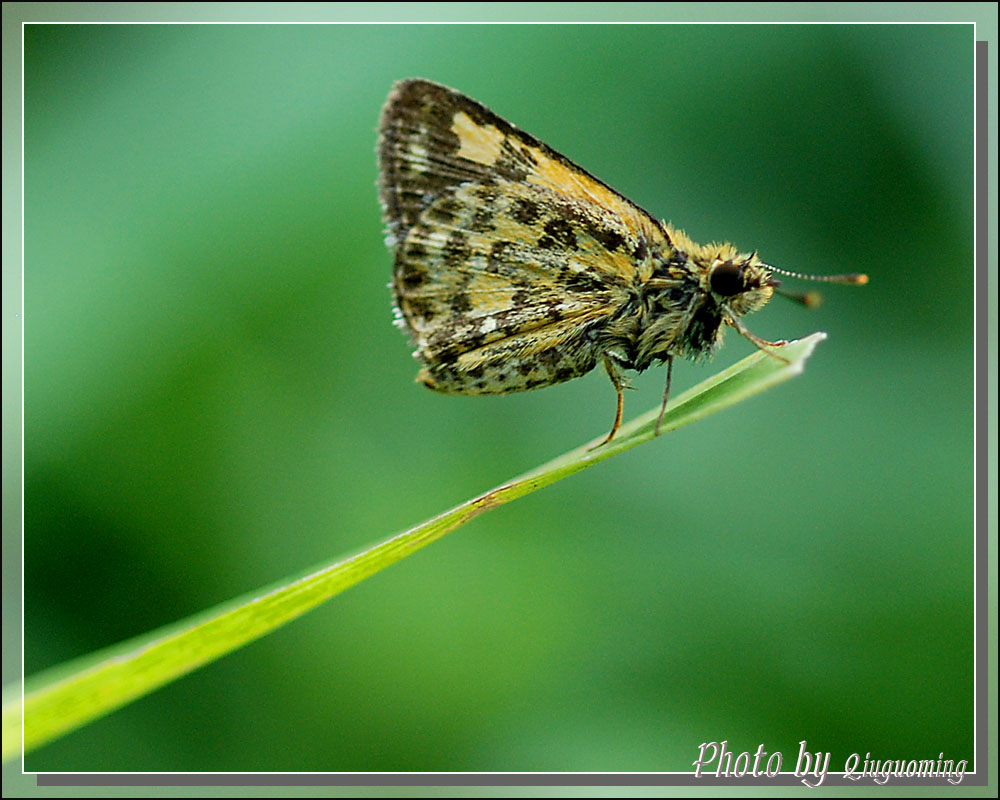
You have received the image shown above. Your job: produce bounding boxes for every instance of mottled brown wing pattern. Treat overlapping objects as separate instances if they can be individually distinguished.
[377,79,673,395]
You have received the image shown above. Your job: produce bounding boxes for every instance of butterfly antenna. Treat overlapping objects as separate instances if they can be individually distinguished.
[764,264,868,308]
[772,287,823,308]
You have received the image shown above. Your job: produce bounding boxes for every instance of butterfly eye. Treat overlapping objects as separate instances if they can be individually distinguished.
[710,261,745,296]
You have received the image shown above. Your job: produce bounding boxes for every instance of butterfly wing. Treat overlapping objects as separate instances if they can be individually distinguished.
[377,79,672,394]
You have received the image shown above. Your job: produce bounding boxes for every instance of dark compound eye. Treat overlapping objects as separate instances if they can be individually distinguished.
[710,261,746,296]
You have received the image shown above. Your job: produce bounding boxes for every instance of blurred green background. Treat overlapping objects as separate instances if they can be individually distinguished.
[17,23,972,772]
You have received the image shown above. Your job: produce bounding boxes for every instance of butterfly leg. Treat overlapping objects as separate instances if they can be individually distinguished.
[726,316,791,364]
[597,356,626,446]
[654,355,674,436]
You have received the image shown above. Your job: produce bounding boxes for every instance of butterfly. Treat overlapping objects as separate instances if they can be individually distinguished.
[377,79,866,444]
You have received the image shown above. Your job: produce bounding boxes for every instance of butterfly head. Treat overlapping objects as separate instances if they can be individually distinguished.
[665,227,776,319]
[704,251,775,318]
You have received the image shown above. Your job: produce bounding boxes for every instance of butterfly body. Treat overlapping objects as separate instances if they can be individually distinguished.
[377,79,785,440]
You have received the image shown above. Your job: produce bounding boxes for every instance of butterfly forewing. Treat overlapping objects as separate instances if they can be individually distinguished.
[377,79,673,396]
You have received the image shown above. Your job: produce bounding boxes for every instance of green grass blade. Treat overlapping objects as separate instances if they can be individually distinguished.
[3,332,826,761]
